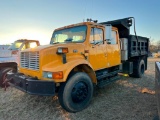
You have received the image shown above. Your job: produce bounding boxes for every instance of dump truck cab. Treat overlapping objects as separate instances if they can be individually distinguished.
[50,21,121,70]
[8,17,149,112]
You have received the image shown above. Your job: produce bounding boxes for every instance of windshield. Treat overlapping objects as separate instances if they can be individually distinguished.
[8,41,23,50]
[50,25,87,44]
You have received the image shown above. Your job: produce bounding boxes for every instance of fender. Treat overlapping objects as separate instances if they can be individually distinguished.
[0,62,17,71]
[42,58,97,83]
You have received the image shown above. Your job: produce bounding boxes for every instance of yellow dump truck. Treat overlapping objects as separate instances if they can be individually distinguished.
[7,17,149,112]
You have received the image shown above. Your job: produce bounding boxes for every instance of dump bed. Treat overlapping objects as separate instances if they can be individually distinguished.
[128,35,149,58]
[100,17,149,58]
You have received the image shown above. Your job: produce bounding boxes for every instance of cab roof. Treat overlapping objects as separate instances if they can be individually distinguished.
[16,39,39,42]
[54,22,105,31]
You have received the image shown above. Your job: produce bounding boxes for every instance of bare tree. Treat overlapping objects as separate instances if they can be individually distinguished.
[157,40,160,50]
[149,38,157,52]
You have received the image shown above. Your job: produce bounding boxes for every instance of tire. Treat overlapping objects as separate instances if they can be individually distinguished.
[58,72,93,113]
[0,67,16,87]
[129,59,145,78]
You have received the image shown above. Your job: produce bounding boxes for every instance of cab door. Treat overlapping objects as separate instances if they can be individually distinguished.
[106,29,121,67]
[88,26,108,70]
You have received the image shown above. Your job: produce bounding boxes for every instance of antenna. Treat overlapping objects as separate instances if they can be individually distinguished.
[82,0,87,22]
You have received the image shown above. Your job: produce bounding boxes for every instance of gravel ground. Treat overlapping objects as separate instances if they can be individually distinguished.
[0,58,159,120]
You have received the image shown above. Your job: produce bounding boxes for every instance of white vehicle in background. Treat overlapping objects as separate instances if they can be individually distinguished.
[0,45,10,50]
[0,39,40,87]
[0,45,11,57]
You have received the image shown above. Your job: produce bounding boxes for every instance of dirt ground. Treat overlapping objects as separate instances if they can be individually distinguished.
[0,58,159,120]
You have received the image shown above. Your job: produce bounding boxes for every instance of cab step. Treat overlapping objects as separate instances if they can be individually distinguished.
[97,75,120,88]
[96,70,120,80]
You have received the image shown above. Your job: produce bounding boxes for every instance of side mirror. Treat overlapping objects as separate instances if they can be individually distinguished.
[107,41,111,44]
[90,40,95,44]
[105,24,112,40]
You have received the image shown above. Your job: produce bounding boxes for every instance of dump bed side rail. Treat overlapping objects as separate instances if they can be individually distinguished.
[128,35,149,58]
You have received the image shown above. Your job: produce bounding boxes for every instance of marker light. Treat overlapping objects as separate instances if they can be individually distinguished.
[57,47,68,54]
[52,71,63,79]
[11,50,18,55]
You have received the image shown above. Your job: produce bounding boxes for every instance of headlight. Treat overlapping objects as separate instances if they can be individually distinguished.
[47,73,52,78]
[43,72,52,79]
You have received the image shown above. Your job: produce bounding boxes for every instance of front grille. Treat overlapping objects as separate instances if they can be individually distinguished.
[21,52,39,70]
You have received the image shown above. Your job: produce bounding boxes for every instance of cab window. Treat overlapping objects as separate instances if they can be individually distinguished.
[111,31,118,44]
[90,28,103,44]
[21,42,38,50]
[28,42,38,48]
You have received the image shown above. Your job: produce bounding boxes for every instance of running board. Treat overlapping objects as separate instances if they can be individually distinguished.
[96,70,120,80]
[97,75,120,88]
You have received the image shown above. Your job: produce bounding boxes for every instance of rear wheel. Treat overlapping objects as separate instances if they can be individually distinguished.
[58,72,93,112]
[0,67,16,87]
[129,59,145,78]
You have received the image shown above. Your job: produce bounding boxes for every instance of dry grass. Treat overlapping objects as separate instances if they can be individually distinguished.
[0,58,159,120]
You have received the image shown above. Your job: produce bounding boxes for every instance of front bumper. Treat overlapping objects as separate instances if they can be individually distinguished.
[8,73,55,96]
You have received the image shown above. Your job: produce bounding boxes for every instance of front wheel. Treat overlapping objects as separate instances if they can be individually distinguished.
[58,72,93,113]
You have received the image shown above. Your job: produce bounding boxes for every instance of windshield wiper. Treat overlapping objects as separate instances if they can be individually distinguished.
[52,42,59,44]
[65,38,73,42]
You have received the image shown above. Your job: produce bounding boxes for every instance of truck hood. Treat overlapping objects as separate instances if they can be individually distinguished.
[21,43,85,53]
[19,43,85,78]
[21,44,53,52]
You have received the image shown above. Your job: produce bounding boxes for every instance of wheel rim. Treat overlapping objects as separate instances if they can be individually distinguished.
[3,69,13,87]
[3,72,7,84]
[71,81,88,103]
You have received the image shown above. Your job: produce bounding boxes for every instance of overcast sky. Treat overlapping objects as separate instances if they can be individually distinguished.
[0,0,160,45]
